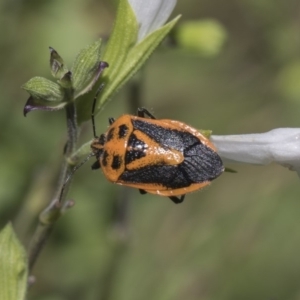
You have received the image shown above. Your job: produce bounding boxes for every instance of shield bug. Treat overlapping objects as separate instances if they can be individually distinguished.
[90,107,224,204]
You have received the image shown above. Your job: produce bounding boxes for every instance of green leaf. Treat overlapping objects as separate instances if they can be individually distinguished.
[102,0,138,83]
[72,39,104,98]
[76,1,180,122]
[49,47,69,79]
[22,77,64,102]
[0,223,28,300]
[76,0,138,122]
[97,15,181,113]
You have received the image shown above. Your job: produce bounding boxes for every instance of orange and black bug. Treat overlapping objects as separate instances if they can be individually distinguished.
[90,107,224,204]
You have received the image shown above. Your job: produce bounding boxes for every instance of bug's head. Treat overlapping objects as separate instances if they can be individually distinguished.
[91,133,106,156]
[90,134,106,170]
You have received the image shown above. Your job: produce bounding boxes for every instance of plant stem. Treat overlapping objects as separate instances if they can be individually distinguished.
[28,102,78,273]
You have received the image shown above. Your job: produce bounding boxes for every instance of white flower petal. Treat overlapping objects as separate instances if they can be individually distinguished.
[128,0,177,41]
[211,128,300,175]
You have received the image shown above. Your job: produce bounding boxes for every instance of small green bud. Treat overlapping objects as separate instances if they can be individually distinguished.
[22,77,67,116]
[176,20,227,57]
[23,96,68,116]
[22,77,64,101]
[49,47,69,79]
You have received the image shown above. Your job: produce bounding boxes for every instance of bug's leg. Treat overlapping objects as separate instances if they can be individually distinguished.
[169,195,185,204]
[139,189,147,195]
[137,108,156,119]
[108,117,115,125]
[91,160,101,170]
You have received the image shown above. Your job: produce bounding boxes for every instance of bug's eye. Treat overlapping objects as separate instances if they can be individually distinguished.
[106,128,115,141]
[99,134,106,145]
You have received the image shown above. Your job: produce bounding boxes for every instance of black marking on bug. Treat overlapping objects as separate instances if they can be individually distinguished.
[125,149,147,165]
[128,132,147,150]
[132,120,190,151]
[102,150,109,167]
[120,165,191,189]
[111,155,122,170]
[125,133,147,165]
[118,124,129,139]
[106,128,114,142]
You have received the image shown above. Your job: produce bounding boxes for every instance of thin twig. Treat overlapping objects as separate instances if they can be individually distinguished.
[28,102,78,273]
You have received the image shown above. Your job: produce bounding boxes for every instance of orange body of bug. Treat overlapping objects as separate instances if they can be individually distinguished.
[91,108,224,204]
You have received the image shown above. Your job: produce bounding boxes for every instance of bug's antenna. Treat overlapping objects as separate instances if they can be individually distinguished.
[59,152,95,203]
[92,83,105,138]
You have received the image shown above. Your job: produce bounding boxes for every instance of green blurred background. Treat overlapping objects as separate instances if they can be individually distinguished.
[1,0,300,299]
